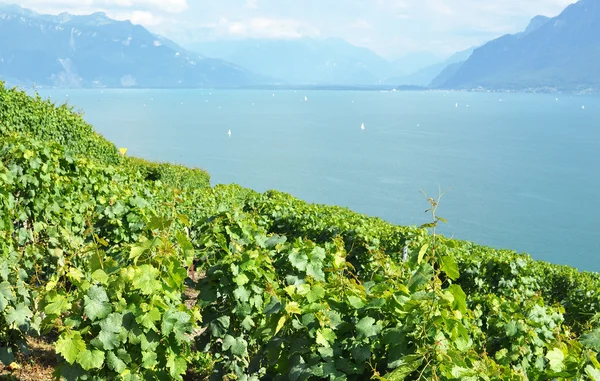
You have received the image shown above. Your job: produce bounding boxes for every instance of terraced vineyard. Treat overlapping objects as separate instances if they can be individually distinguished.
[0,82,599,380]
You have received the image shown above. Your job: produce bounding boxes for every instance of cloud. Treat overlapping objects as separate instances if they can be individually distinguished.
[349,18,373,30]
[109,10,163,26]
[17,0,188,13]
[198,17,320,40]
[244,0,259,9]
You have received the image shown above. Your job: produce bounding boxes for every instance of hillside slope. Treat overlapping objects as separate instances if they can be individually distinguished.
[0,83,599,380]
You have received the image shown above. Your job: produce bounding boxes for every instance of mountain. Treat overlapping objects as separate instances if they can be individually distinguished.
[389,51,442,77]
[435,0,600,91]
[0,4,266,88]
[429,61,465,88]
[521,15,550,36]
[386,47,475,87]
[188,38,394,85]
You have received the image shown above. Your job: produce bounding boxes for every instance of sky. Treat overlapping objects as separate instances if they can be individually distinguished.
[14,0,577,59]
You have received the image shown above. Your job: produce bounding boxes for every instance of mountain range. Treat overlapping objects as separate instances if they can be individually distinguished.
[433,0,600,91]
[188,39,446,86]
[0,4,265,88]
[189,38,393,86]
[3,0,600,91]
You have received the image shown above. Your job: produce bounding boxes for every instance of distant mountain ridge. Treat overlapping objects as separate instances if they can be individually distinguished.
[0,4,267,88]
[189,39,453,86]
[386,47,475,87]
[434,0,600,92]
[190,38,398,86]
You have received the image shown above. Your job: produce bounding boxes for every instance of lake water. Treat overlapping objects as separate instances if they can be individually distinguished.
[38,89,600,273]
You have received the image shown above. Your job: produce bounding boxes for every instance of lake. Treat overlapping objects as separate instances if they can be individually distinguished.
[38,89,600,272]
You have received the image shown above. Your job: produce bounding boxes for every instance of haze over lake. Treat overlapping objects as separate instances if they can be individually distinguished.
[39,89,600,272]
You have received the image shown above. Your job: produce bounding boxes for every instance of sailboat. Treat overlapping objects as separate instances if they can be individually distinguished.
[228,129,232,137]
[361,123,365,131]
[304,96,308,102]
[455,103,458,108]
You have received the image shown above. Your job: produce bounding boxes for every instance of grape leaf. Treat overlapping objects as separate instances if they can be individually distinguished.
[107,351,127,373]
[356,317,381,340]
[223,335,248,357]
[77,349,105,371]
[132,265,161,295]
[55,331,86,365]
[581,329,600,351]
[289,251,308,271]
[84,285,111,321]
[6,303,32,328]
[546,348,565,373]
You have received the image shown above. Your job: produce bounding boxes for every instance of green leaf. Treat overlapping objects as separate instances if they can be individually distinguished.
[234,273,249,286]
[132,265,161,295]
[275,315,287,335]
[208,316,230,338]
[130,239,154,261]
[91,269,109,285]
[162,309,191,342]
[289,250,308,271]
[222,335,248,357]
[233,286,251,303]
[44,293,71,317]
[447,285,467,314]
[241,315,255,331]
[356,317,381,340]
[505,321,518,337]
[142,350,158,369]
[306,262,325,281]
[107,351,127,374]
[407,263,434,293]
[316,328,337,348]
[384,355,424,380]
[347,296,365,309]
[6,303,32,328]
[307,285,325,303]
[137,307,161,330]
[418,244,429,264]
[56,331,86,364]
[94,313,123,350]
[77,349,105,371]
[586,365,600,381]
[440,255,460,280]
[351,344,371,362]
[166,352,188,378]
[581,329,600,351]
[84,285,111,321]
[546,348,565,373]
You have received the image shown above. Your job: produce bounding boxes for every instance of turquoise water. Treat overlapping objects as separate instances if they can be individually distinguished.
[39,89,600,272]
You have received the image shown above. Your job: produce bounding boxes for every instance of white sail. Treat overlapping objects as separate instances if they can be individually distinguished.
[361,123,365,130]
[228,129,232,137]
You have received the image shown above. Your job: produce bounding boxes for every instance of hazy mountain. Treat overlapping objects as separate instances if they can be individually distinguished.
[429,61,465,88]
[389,51,442,77]
[188,38,396,85]
[521,15,551,36]
[386,47,475,86]
[436,0,600,91]
[0,4,266,88]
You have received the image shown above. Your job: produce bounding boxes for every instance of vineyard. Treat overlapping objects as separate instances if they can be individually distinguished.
[0,82,599,380]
